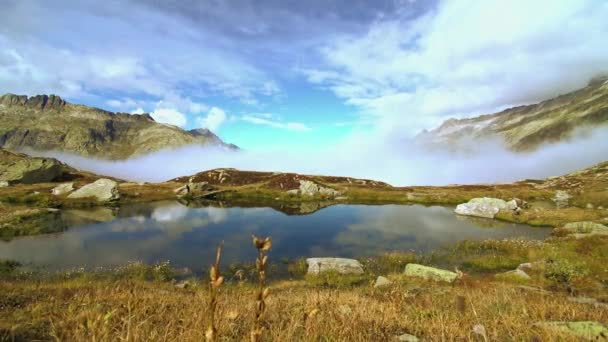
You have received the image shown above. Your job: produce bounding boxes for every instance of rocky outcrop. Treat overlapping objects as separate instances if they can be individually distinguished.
[287,180,341,198]
[51,183,74,196]
[174,181,215,198]
[0,149,65,184]
[554,221,608,238]
[306,258,364,275]
[403,264,459,283]
[68,179,120,202]
[0,93,237,159]
[454,197,511,219]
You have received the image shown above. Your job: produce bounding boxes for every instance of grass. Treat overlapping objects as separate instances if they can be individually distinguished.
[1,235,606,340]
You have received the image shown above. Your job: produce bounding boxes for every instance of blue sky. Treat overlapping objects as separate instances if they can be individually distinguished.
[1,0,608,151]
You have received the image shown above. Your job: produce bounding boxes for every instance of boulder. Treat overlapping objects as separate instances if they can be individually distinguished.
[298,180,340,198]
[299,180,320,196]
[556,221,608,238]
[553,190,571,208]
[0,152,64,184]
[496,269,531,282]
[534,321,608,340]
[454,197,508,219]
[67,179,120,202]
[51,182,74,196]
[403,264,459,283]
[306,258,364,275]
[505,199,519,211]
[374,276,392,288]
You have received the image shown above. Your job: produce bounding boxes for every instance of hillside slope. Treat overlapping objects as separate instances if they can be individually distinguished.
[0,94,237,159]
[418,76,608,151]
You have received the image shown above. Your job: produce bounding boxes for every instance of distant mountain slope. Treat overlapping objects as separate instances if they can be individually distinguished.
[417,76,608,151]
[0,94,237,159]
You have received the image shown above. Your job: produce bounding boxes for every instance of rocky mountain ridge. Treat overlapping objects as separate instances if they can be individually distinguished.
[418,76,608,151]
[0,93,237,159]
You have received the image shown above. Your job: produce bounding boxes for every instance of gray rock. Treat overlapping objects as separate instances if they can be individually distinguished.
[557,221,608,238]
[298,180,340,198]
[394,333,420,342]
[68,178,120,202]
[299,180,320,196]
[404,264,458,283]
[505,199,519,211]
[586,203,595,209]
[306,258,364,275]
[517,261,544,272]
[51,182,74,196]
[175,280,191,289]
[553,190,572,208]
[534,321,608,339]
[0,181,8,187]
[568,297,608,309]
[174,181,214,198]
[454,197,508,219]
[496,269,531,281]
[286,189,299,196]
[374,276,392,288]
[0,151,64,184]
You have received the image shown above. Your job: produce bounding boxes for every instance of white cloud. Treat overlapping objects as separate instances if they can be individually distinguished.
[197,107,227,131]
[150,108,187,127]
[242,115,311,132]
[0,1,281,105]
[306,0,608,135]
[131,107,145,114]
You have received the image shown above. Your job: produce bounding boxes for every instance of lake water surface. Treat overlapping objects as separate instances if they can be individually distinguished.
[0,201,551,271]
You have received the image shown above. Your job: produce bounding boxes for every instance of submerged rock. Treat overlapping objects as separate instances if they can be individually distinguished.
[68,179,120,202]
[306,258,364,275]
[51,182,74,196]
[403,264,458,283]
[454,197,508,219]
[534,321,608,340]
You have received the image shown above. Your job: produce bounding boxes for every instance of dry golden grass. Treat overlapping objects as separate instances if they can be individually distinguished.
[1,275,606,341]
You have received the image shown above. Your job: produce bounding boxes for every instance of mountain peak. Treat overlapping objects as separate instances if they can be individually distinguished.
[0,93,66,110]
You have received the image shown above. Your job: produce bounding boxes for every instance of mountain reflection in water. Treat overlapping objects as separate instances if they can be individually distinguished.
[0,201,551,271]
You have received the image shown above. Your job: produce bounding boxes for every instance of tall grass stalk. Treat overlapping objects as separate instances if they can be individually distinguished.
[251,235,272,342]
[205,242,224,341]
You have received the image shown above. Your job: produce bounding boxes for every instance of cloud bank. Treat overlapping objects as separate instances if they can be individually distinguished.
[37,127,608,186]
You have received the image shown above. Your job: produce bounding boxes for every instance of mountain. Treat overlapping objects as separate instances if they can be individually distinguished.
[0,94,237,159]
[417,76,608,151]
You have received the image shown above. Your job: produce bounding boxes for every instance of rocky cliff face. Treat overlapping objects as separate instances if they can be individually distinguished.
[417,76,608,151]
[0,149,72,184]
[0,94,237,159]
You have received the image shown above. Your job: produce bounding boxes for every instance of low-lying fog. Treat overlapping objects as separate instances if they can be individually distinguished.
[33,127,608,186]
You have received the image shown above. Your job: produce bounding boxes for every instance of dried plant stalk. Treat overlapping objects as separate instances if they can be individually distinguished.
[251,235,272,342]
[205,241,224,341]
